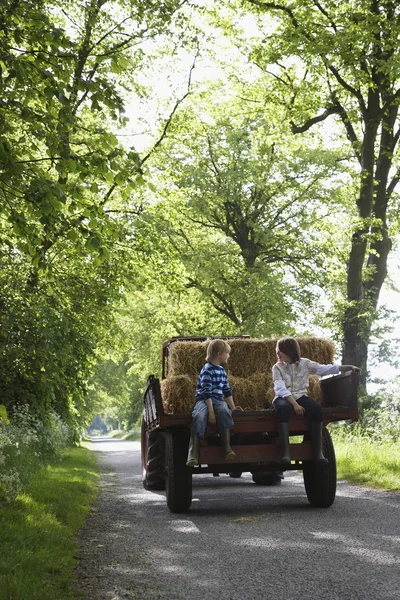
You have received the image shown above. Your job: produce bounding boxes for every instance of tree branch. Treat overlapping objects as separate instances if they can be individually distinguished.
[140,47,199,166]
[290,106,338,133]
[311,0,337,31]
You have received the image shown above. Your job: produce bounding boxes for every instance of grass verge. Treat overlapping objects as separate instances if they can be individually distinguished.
[0,446,98,600]
[107,428,141,441]
[334,437,400,491]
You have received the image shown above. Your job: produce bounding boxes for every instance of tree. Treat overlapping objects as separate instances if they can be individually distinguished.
[0,0,185,274]
[141,91,350,335]
[231,0,400,381]
[0,0,189,428]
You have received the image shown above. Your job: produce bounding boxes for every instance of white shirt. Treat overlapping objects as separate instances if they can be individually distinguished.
[272,358,339,401]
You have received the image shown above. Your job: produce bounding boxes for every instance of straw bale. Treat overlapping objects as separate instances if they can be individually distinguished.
[228,373,272,411]
[163,337,332,414]
[168,341,208,377]
[297,337,335,365]
[161,375,196,414]
[226,339,273,377]
[307,375,322,404]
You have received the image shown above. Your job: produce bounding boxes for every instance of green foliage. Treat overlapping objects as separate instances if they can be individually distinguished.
[213,0,400,375]
[332,389,400,443]
[131,90,351,339]
[0,447,98,600]
[0,0,188,430]
[0,406,74,502]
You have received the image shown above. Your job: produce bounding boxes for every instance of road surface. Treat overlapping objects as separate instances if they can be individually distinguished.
[75,437,400,600]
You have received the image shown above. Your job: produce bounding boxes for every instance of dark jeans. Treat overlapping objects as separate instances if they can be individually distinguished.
[273,395,322,423]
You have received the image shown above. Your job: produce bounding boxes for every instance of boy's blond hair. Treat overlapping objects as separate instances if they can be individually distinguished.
[206,339,231,362]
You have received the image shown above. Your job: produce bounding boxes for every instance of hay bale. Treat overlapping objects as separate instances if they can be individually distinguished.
[163,337,333,414]
[168,341,208,377]
[161,375,196,414]
[297,337,335,365]
[228,373,272,411]
[307,375,322,404]
[227,338,276,377]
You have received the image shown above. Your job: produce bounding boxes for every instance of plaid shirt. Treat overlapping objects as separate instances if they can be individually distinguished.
[272,358,339,400]
[195,362,232,403]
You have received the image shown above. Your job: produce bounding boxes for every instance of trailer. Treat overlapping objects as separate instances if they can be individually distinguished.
[141,336,359,513]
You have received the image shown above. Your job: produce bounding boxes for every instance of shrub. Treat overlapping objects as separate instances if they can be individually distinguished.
[0,405,73,502]
[331,392,400,443]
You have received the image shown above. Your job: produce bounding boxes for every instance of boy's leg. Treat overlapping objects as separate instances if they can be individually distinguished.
[297,396,328,465]
[186,401,208,467]
[272,397,292,468]
[213,401,235,459]
[190,400,209,438]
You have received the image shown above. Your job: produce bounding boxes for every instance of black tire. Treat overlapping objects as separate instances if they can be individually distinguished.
[252,471,283,486]
[229,471,243,478]
[165,432,192,513]
[303,427,336,507]
[141,417,165,491]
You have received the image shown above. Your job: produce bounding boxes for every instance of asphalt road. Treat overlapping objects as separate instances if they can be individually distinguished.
[75,438,400,600]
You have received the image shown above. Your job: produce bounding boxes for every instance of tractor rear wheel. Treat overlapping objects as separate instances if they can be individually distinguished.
[141,416,165,491]
[303,427,336,507]
[165,431,192,513]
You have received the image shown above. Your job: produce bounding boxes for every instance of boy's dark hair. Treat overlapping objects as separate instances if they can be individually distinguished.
[277,337,301,363]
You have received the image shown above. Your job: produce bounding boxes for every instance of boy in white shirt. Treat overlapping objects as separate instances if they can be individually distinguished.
[272,337,359,467]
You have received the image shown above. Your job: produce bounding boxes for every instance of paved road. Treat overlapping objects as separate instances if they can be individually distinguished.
[76,437,400,600]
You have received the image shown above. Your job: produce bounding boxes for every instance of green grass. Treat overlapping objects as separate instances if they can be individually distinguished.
[334,437,400,490]
[0,447,98,600]
[107,428,141,441]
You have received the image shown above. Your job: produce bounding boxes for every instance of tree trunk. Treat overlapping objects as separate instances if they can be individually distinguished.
[342,118,378,384]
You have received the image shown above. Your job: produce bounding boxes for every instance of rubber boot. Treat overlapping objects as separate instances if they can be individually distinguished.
[311,422,328,466]
[278,422,291,469]
[220,429,236,460]
[186,434,200,467]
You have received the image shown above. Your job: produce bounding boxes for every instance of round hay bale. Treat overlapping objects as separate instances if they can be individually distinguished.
[161,375,196,414]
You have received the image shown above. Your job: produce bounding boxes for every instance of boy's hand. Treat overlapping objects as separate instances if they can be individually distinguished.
[233,406,243,411]
[208,411,216,424]
[341,365,361,372]
[293,403,305,416]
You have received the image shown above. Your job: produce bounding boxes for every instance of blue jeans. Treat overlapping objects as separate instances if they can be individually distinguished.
[191,399,234,439]
[273,395,323,423]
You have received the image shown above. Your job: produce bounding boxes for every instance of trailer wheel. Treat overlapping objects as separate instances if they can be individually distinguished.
[141,417,165,491]
[303,427,336,507]
[165,431,192,513]
[252,471,283,486]
[229,471,243,478]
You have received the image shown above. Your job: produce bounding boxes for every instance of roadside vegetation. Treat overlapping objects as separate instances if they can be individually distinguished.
[0,447,98,600]
[334,438,400,491]
[331,393,400,490]
[107,428,141,441]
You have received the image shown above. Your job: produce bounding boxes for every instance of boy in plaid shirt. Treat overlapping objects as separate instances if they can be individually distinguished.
[186,339,242,467]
